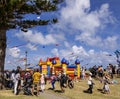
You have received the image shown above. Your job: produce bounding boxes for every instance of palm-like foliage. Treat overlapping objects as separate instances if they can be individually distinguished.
[0,0,64,89]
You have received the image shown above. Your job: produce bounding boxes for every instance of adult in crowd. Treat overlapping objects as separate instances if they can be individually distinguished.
[4,70,11,89]
[81,67,86,80]
[32,69,41,96]
[14,69,21,95]
[10,69,15,89]
[74,68,78,82]
[49,73,57,90]
[60,71,67,93]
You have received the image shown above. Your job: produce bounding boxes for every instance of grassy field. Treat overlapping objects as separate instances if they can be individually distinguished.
[63,79,120,99]
[0,77,120,99]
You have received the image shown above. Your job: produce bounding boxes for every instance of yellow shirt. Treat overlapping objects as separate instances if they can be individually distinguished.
[33,72,41,83]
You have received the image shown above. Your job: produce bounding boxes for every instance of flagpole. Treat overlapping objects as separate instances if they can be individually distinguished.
[25,51,28,70]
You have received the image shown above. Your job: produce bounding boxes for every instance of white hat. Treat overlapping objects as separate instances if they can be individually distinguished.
[89,72,92,76]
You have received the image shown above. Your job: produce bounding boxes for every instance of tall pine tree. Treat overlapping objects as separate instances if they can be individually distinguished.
[0,0,64,89]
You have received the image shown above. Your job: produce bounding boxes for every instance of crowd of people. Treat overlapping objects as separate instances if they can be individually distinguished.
[3,63,120,96]
[3,66,74,96]
[84,63,120,94]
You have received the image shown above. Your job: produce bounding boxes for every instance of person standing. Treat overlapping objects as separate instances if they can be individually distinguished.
[60,71,66,93]
[16,66,22,91]
[32,69,41,96]
[14,70,21,95]
[10,69,15,89]
[49,73,56,90]
[81,67,86,80]
[102,74,110,94]
[67,75,74,89]
[40,74,45,92]
[74,68,78,82]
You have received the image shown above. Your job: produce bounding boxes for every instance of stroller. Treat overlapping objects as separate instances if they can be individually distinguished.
[23,75,33,95]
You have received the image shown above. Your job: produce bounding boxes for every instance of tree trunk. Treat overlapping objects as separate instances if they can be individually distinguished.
[0,29,6,90]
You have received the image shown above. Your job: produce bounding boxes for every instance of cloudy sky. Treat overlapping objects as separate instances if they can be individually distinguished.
[5,0,120,70]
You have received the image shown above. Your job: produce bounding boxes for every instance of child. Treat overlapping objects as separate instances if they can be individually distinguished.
[40,74,45,92]
[87,73,94,94]
[102,74,110,94]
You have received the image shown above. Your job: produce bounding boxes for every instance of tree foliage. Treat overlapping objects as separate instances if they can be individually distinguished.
[0,0,64,29]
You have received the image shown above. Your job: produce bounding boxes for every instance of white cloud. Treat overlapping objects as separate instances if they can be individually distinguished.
[55,45,117,67]
[76,32,103,47]
[7,47,20,58]
[59,49,72,58]
[72,45,89,57]
[103,36,118,49]
[76,33,118,50]
[88,49,95,55]
[16,30,57,45]
[50,0,117,50]
[59,0,111,33]
[64,41,70,48]
[86,50,116,66]
[51,48,59,56]
[26,43,37,50]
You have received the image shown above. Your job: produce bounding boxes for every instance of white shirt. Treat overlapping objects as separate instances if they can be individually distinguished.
[14,73,20,82]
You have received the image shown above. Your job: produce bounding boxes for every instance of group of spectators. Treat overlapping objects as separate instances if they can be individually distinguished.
[85,63,120,94]
[89,64,120,78]
[49,70,74,93]
[3,63,119,96]
[4,66,22,94]
[3,66,74,96]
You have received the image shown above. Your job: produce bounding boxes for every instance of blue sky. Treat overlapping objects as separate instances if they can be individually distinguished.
[5,0,120,70]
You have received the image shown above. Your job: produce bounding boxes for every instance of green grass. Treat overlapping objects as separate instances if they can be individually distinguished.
[67,80,120,99]
[0,90,44,99]
[0,77,120,99]
[48,77,120,99]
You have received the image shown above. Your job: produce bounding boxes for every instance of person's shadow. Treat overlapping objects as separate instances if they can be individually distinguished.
[83,90,93,94]
[97,89,103,92]
[83,90,90,94]
[48,88,64,93]
[97,89,106,94]
[48,88,54,90]
[54,90,64,93]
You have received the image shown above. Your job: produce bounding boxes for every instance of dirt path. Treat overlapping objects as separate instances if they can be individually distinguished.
[40,90,70,99]
[0,89,70,99]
